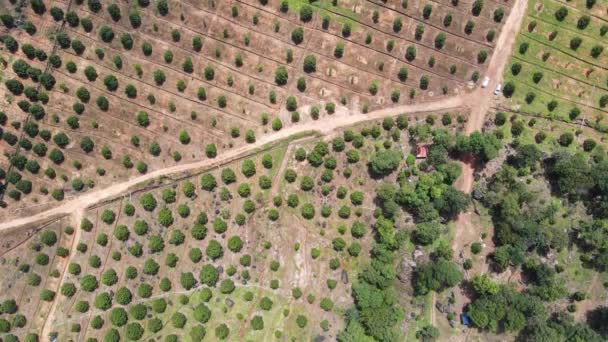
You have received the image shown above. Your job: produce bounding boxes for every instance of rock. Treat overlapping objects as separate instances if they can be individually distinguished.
[225,298,234,307]
[314,336,325,342]
[341,270,348,284]
[397,257,416,283]
[216,265,223,274]
[473,189,484,200]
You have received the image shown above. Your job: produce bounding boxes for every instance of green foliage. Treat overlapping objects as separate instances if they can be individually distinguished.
[94,292,112,311]
[241,159,256,177]
[275,66,288,85]
[413,259,462,295]
[194,303,212,323]
[228,236,244,252]
[369,149,402,176]
[291,27,304,44]
[80,275,98,292]
[206,240,223,260]
[219,279,235,294]
[200,264,219,287]
[413,222,443,245]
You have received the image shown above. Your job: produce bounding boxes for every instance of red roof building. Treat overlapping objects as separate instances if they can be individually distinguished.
[416,145,428,159]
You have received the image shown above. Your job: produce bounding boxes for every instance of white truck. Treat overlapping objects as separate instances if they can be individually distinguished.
[494,83,502,95]
[481,76,490,88]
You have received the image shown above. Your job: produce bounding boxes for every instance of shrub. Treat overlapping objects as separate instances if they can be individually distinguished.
[591,45,604,58]
[471,0,483,16]
[153,69,166,85]
[215,323,230,339]
[228,236,243,252]
[435,33,446,49]
[148,235,165,253]
[157,0,169,15]
[125,322,144,340]
[555,6,568,21]
[251,316,264,330]
[99,26,115,42]
[101,209,115,224]
[194,303,211,323]
[291,27,304,44]
[301,204,315,219]
[477,50,488,63]
[420,75,430,90]
[303,55,316,73]
[206,240,223,260]
[502,82,515,97]
[241,159,256,177]
[114,225,129,241]
[296,315,308,328]
[201,174,217,191]
[137,283,152,298]
[320,298,334,311]
[583,139,597,152]
[219,279,235,294]
[559,132,574,146]
[80,275,98,292]
[570,37,583,50]
[200,264,219,287]
[300,4,313,22]
[101,269,118,286]
[465,20,475,34]
[471,242,482,254]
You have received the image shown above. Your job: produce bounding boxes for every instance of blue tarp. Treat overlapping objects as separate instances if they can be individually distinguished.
[460,313,471,326]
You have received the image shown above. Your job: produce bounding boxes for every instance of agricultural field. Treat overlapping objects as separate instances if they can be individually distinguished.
[0,112,477,341]
[502,0,608,131]
[0,0,511,219]
[3,0,608,342]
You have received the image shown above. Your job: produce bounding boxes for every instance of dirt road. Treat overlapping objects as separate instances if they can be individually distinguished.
[0,96,464,232]
[464,0,529,135]
[452,0,528,248]
[448,0,528,338]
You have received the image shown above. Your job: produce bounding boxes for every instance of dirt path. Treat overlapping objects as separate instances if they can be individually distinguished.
[574,273,600,321]
[40,209,83,339]
[445,0,528,337]
[453,0,528,248]
[430,292,436,326]
[269,144,295,198]
[0,97,464,232]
